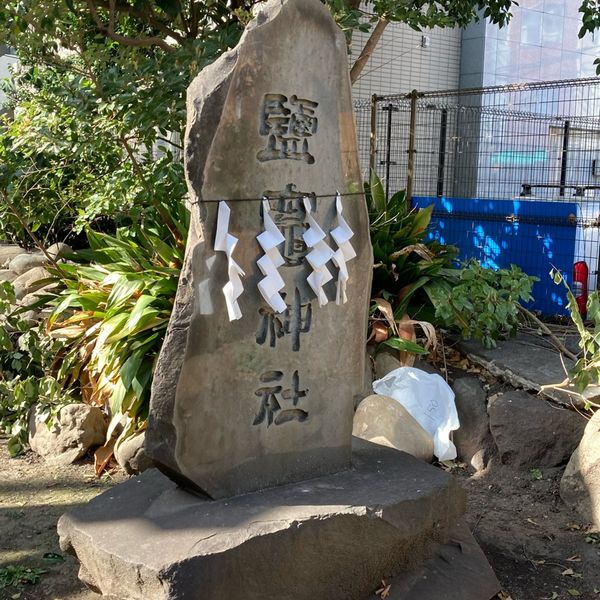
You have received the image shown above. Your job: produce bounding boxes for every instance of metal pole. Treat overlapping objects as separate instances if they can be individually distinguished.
[436,108,448,197]
[560,120,570,198]
[384,102,393,200]
[406,89,419,203]
[369,94,378,177]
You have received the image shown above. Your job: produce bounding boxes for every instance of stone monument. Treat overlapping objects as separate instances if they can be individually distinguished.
[58,1,501,598]
[145,0,372,499]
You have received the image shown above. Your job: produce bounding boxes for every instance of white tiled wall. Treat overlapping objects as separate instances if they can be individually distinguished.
[350,20,462,100]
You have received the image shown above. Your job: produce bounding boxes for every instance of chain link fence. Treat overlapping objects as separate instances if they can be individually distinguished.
[355,78,600,315]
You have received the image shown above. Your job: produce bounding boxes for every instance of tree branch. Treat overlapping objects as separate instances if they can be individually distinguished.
[93,0,187,43]
[350,17,389,85]
[86,0,177,52]
[517,304,579,362]
[0,192,68,277]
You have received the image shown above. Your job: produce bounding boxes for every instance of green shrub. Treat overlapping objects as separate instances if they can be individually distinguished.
[365,172,457,356]
[0,282,73,456]
[48,201,188,446]
[429,260,537,348]
[551,268,600,407]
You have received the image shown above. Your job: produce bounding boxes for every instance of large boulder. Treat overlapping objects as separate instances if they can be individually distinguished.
[560,410,600,530]
[46,242,72,260]
[488,391,586,468]
[12,266,52,300]
[0,245,25,268]
[0,270,17,283]
[374,349,402,380]
[452,376,496,471]
[8,252,47,276]
[29,404,107,465]
[353,394,434,462]
[114,431,154,475]
[19,284,58,309]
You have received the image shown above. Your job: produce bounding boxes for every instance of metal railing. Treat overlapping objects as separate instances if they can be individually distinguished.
[354,78,600,314]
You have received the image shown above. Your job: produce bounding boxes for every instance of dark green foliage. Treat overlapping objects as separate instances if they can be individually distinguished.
[48,199,188,442]
[0,565,47,588]
[429,261,537,348]
[0,282,72,456]
[366,171,457,321]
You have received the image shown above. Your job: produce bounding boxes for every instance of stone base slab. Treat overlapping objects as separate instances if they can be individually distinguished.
[58,440,499,600]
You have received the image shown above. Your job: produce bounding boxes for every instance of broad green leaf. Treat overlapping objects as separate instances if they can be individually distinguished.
[369,169,387,215]
[381,336,428,355]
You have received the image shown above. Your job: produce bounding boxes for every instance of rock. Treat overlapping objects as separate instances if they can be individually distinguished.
[19,309,41,326]
[115,432,154,475]
[560,410,600,530]
[0,270,17,283]
[367,521,500,600]
[29,404,107,465]
[146,0,372,499]
[488,390,586,468]
[413,357,446,377]
[374,348,402,379]
[353,394,434,462]
[19,284,58,308]
[457,334,578,407]
[452,376,496,471]
[372,366,459,461]
[373,353,443,382]
[12,266,51,300]
[8,252,47,275]
[357,351,374,407]
[0,245,25,268]
[46,242,72,260]
[58,441,472,600]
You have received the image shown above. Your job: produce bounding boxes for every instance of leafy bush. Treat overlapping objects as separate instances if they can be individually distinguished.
[365,172,456,356]
[429,260,537,348]
[550,268,600,407]
[48,201,188,446]
[0,282,73,456]
[366,172,457,320]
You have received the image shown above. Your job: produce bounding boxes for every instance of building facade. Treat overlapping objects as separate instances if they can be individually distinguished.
[351,0,600,100]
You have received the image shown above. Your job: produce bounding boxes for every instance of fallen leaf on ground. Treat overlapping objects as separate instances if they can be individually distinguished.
[94,438,116,476]
[566,522,582,530]
[567,588,582,596]
[566,555,582,562]
[375,580,391,598]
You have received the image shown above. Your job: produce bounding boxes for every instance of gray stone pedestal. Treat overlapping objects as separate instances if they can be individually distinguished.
[58,441,499,600]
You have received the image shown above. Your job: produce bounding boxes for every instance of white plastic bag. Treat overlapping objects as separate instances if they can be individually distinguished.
[372,366,460,461]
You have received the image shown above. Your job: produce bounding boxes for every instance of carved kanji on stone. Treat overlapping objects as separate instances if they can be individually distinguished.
[257,94,318,164]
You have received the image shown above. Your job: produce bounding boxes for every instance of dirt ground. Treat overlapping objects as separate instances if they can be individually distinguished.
[0,437,599,600]
[0,445,127,600]
[456,464,600,600]
[0,287,595,600]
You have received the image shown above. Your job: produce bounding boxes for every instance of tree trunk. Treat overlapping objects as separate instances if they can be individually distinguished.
[350,17,389,85]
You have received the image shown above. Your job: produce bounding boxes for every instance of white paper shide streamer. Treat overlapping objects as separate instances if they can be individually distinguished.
[214,201,245,321]
[330,192,357,304]
[256,199,287,313]
[302,197,335,307]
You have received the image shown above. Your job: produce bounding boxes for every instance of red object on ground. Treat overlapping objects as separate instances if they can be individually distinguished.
[573,261,589,317]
